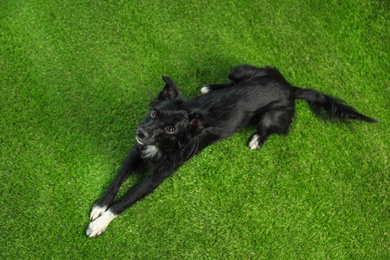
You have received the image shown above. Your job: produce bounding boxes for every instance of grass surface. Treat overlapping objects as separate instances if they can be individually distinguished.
[1,0,389,259]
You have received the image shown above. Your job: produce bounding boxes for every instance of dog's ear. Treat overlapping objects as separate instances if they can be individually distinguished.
[157,76,181,101]
[189,113,205,131]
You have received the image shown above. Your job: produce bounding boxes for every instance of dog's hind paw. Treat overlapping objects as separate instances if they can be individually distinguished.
[200,86,210,94]
[90,205,108,221]
[248,134,264,150]
[86,209,117,238]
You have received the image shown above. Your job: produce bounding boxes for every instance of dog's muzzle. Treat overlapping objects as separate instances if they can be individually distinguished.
[136,128,148,145]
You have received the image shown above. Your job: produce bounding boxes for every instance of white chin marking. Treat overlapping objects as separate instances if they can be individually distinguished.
[200,86,210,94]
[248,134,261,150]
[86,209,117,237]
[90,205,108,221]
[142,145,161,159]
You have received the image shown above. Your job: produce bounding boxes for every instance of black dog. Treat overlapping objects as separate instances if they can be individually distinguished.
[86,65,376,237]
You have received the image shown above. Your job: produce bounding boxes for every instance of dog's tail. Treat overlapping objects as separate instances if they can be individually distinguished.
[293,87,377,122]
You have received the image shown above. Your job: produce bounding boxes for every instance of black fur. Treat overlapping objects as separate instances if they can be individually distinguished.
[86,65,376,237]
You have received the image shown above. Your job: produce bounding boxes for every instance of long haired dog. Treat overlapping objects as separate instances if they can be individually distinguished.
[86,65,376,237]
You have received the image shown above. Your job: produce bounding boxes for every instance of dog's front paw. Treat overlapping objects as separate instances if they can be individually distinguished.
[90,204,108,221]
[200,86,210,94]
[86,209,117,238]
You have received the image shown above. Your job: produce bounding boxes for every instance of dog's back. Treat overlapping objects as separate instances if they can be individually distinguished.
[185,67,294,142]
[193,65,376,149]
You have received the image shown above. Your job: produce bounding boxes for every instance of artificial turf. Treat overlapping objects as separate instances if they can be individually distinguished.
[1,0,389,259]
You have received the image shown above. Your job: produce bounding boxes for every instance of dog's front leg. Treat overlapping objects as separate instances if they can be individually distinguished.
[89,147,142,221]
[86,171,171,237]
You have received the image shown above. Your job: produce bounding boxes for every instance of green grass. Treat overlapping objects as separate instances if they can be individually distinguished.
[1,0,389,258]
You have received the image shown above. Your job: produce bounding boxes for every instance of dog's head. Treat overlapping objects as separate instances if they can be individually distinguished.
[136,76,205,158]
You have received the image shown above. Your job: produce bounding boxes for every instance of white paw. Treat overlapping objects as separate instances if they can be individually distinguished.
[248,134,261,150]
[200,86,210,94]
[90,205,108,221]
[86,209,117,237]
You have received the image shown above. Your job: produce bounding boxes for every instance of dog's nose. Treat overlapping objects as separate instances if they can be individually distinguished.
[136,129,147,139]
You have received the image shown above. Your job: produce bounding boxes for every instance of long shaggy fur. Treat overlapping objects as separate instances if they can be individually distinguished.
[86,65,376,237]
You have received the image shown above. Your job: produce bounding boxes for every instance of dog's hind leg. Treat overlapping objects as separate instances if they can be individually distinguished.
[248,108,295,149]
[201,82,235,94]
[228,65,272,83]
[202,66,278,94]
[202,65,276,94]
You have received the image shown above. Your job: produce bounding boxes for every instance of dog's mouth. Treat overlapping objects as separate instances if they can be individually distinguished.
[136,136,144,145]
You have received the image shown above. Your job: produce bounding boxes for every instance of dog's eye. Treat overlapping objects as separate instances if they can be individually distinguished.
[150,109,157,118]
[165,126,175,134]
